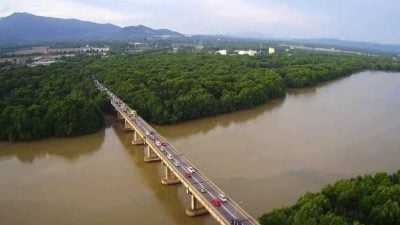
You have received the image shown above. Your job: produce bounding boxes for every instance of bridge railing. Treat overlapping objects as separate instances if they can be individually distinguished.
[94,79,259,225]
[133,105,259,224]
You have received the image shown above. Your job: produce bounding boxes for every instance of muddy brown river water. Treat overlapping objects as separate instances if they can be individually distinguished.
[1,71,400,225]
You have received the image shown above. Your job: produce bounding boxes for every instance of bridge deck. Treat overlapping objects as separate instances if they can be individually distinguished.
[94,79,260,225]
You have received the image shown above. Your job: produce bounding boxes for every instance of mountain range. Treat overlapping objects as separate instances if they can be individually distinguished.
[0,12,399,55]
[0,12,184,43]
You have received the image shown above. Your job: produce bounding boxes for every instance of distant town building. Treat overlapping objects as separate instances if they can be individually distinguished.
[195,45,204,50]
[48,46,110,54]
[268,47,275,54]
[14,46,49,55]
[216,49,227,55]
[28,59,55,67]
[234,50,257,56]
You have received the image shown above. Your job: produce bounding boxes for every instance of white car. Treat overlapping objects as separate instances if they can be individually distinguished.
[173,161,180,167]
[218,194,227,202]
[187,167,196,173]
[155,141,161,146]
[167,154,173,160]
[199,185,206,193]
[160,146,165,151]
[145,131,150,136]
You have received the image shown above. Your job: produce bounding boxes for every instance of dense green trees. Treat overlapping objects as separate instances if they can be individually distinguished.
[0,56,106,141]
[89,53,287,123]
[1,50,399,141]
[256,51,400,88]
[89,51,399,124]
[259,171,400,225]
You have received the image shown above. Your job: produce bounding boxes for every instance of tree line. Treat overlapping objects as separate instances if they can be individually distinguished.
[88,53,286,124]
[259,171,400,225]
[89,51,399,124]
[0,55,107,141]
[1,50,399,141]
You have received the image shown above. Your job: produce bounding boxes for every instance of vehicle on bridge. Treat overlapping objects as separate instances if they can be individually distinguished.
[187,167,196,173]
[130,110,137,117]
[212,198,221,207]
[218,194,227,202]
[94,79,261,225]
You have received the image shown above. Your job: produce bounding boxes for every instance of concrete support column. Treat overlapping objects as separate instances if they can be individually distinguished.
[161,165,181,185]
[116,111,124,120]
[144,145,161,162]
[132,130,145,145]
[186,190,208,217]
[123,119,134,131]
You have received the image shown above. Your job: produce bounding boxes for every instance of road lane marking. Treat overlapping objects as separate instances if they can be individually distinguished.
[112,102,249,223]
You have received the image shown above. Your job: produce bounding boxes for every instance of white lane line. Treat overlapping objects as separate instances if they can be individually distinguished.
[222,204,236,218]
[190,174,237,219]
[123,112,241,221]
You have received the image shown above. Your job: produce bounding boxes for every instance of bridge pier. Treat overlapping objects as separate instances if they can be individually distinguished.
[186,190,209,217]
[132,130,145,145]
[161,165,181,185]
[123,119,134,131]
[144,146,161,162]
[116,111,124,120]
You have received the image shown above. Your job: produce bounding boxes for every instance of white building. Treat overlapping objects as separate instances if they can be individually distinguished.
[234,50,258,56]
[268,47,275,54]
[216,49,227,55]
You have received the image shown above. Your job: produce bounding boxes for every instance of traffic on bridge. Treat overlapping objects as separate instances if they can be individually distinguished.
[94,79,260,225]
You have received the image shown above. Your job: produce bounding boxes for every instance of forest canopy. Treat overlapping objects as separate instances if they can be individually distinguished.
[89,51,400,124]
[0,55,107,141]
[259,171,400,225]
[1,50,399,141]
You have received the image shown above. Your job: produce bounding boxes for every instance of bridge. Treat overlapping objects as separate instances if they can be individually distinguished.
[94,79,261,225]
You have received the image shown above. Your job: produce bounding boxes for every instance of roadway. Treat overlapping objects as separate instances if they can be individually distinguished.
[94,79,260,225]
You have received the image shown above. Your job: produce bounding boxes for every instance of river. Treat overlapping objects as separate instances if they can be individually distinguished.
[1,71,400,225]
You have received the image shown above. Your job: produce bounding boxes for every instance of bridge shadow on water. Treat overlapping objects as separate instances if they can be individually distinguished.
[112,123,218,225]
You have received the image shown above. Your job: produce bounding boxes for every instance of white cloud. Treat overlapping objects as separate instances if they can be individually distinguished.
[4,0,394,43]
[165,0,323,36]
[0,0,322,35]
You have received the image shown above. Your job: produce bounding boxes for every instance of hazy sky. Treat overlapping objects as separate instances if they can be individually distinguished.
[1,0,399,44]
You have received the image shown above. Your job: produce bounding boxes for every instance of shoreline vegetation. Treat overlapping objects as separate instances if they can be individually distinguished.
[1,51,400,225]
[259,171,400,225]
[1,51,400,142]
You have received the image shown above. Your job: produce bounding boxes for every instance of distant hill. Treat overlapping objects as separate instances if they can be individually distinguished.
[290,38,400,55]
[122,25,183,37]
[0,12,184,43]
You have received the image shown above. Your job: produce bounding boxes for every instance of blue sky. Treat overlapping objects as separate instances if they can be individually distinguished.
[1,0,399,44]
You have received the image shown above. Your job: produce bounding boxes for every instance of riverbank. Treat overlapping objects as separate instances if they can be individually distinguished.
[1,51,400,142]
[259,170,400,225]
[2,71,400,225]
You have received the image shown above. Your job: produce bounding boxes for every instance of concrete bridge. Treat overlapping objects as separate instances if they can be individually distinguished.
[94,79,261,225]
